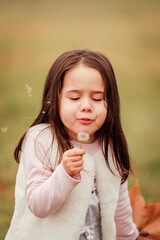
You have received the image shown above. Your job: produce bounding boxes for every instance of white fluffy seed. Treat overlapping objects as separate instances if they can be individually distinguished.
[77,132,89,142]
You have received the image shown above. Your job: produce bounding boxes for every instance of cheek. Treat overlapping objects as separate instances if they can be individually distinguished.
[60,105,67,122]
[60,110,69,128]
[59,102,74,126]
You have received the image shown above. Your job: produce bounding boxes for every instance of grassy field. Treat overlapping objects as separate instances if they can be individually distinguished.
[0,0,160,238]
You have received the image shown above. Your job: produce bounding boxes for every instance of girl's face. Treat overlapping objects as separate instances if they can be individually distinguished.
[59,64,107,143]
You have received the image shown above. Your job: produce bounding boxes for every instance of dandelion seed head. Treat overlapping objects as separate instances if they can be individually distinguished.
[77,132,89,142]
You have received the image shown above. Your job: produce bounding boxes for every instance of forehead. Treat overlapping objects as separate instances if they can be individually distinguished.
[62,64,104,91]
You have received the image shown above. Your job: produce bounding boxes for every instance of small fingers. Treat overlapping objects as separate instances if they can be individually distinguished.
[68,165,84,176]
[62,148,85,177]
[72,159,84,168]
[63,155,83,163]
[62,160,84,176]
[64,148,85,157]
[63,158,83,170]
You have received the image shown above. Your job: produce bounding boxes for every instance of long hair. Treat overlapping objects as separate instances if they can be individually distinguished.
[14,49,132,182]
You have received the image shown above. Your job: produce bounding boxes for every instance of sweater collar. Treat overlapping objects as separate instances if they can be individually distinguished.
[71,139,101,155]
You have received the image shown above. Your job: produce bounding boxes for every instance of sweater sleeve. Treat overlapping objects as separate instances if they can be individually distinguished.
[115,181,139,240]
[23,129,80,218]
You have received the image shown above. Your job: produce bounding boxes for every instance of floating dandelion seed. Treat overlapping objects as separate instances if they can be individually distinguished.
[1,127,8,133]
[25,84,33,97]
[77,132,89,142]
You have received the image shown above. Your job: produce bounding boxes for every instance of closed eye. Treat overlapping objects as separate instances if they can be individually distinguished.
[92,98,103,101]
[70,97,80,100]
[92,92,104,102]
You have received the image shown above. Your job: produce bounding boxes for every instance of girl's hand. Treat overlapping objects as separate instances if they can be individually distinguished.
[62,148,85,178]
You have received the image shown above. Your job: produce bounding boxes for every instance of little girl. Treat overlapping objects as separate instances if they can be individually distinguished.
[5,49,139,240]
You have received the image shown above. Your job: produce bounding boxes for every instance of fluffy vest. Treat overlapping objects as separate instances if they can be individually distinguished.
[5,124,121,240]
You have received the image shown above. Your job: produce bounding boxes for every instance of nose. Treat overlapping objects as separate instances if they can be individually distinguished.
[80,98,92,112]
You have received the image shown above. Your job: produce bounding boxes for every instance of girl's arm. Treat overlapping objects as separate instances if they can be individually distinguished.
[115,181,139,240]
[23,129,81,218]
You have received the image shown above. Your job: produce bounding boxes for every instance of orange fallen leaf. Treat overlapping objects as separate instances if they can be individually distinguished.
[129,180,160,239]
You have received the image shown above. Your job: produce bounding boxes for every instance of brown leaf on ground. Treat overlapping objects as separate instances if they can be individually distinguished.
[129,180,160,239]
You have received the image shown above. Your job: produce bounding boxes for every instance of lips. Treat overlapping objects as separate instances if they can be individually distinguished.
[78,118,93,125]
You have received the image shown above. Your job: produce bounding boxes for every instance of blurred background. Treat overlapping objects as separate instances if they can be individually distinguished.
[0,0,160,238]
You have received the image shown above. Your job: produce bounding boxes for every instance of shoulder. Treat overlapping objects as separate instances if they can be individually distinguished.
[23,123,54,149]
[26,123,52,137]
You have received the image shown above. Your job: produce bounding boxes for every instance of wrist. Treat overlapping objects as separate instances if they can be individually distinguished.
[61,162,81,182]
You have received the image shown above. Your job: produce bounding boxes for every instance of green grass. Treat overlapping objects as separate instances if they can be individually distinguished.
[0,0,160,238]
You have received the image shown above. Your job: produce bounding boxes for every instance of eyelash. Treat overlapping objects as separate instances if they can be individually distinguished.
[93,98,102,101]
[70,97,79,100]
[70,97,102,101]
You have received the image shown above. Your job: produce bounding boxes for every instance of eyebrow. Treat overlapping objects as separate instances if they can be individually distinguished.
[65,90,104,94]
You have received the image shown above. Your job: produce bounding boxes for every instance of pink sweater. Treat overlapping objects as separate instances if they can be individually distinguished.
[23,130,139,240]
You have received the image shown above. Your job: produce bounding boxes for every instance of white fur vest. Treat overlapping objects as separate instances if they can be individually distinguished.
[5,124,121,240]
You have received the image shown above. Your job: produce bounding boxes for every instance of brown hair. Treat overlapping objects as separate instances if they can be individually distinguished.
[14,49,132,183]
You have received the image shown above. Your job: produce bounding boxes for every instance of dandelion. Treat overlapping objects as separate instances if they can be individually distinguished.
[77,132,89,142]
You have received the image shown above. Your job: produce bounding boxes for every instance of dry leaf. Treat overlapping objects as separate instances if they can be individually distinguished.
[129,180,160,239]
